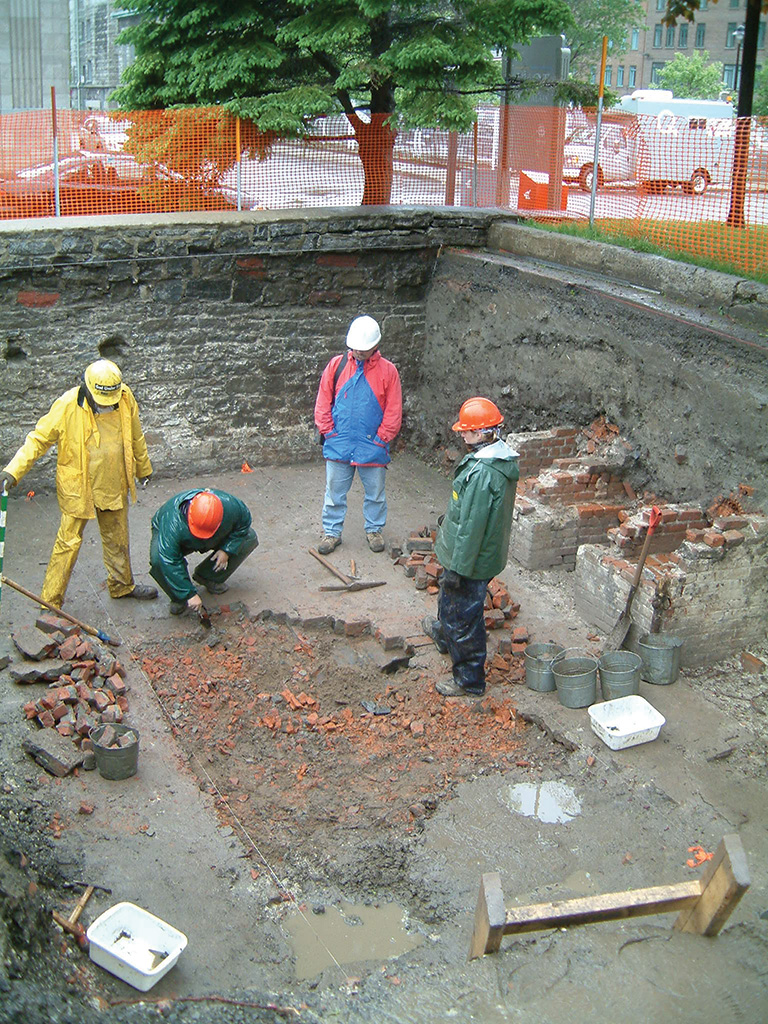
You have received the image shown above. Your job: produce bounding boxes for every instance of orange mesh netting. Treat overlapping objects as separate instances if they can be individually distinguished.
[1,104,766,278]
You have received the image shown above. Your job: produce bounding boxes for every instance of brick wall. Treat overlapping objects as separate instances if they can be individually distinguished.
[506,427,579,478]
[511,498,625,570]
[607,504,709,556]
[574,514,768,666]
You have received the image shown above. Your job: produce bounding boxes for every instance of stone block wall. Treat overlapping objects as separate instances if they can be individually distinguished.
[0,208,495,487]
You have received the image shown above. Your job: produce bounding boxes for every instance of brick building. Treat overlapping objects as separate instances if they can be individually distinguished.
[602,0,766,96]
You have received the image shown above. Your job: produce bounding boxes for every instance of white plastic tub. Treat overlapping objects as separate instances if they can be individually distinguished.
[588,695,665,750]
[86,902,187,991]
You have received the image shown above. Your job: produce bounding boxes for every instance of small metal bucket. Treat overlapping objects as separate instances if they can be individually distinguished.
[638,634,684,685]
[524,643,565,692]
[598,651,642,700]
[90,724,139,780]
[552,648,598,708]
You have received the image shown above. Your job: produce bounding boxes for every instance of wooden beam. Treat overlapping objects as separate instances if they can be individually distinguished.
[468,872,507,959]
[500,881,701,936]
[674,834,750,936]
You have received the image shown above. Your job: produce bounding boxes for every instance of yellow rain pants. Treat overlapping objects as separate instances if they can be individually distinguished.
[41,506,134,608]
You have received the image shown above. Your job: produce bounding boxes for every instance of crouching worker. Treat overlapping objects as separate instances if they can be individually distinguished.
[149,489,258,616]
[425,397,518,698]
[0,359,157,607]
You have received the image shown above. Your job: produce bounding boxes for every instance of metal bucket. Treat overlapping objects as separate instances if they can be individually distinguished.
[598,651,642,700]
[638,634,684,685]
[90,724,139,780]
[552,649,598,708]
[524,643,565,692]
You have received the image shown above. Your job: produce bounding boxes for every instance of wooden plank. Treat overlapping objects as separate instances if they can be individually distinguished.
[502,881,702,935]
[468,873,507,959]
[674,834,750,935]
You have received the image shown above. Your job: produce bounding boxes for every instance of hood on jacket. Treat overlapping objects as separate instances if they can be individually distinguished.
[466,438,519,480]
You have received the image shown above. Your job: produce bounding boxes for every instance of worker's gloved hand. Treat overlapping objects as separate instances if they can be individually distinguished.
[138,475,152,489]
[187,593,203,612]
[0,471,17,492]
[442,569,462,590]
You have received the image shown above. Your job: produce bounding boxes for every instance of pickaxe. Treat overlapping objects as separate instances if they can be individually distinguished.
[308,548,386,593]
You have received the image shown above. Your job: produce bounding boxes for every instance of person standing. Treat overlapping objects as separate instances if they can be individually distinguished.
[424,397,519,697]
[314,315,402,554]
[149,488,258,615]
[0,359,157,608]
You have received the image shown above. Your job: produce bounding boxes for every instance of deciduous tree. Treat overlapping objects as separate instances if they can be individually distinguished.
[656,51,725,99]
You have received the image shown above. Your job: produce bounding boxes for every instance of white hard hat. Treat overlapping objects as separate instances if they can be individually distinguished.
[346,315,381,352]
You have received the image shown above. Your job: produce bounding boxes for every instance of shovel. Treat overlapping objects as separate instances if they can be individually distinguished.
[308,548,386,593]
[0,573,121,647]
[604,505,661,651]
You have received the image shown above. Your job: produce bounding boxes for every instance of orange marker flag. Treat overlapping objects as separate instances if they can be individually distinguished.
[25,491,35,500]
[241,461,253,473]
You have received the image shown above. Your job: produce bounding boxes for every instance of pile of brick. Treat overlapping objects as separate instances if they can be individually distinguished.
[7,614,130,770]
[486,624,530,686]
[392,527,520,629]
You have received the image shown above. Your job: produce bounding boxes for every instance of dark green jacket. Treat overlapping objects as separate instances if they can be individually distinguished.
[435,440,519,580]
[150,489,252,601]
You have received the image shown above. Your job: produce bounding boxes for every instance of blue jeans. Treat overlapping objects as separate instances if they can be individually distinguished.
[438,575,490,694]
[322,461,387,537]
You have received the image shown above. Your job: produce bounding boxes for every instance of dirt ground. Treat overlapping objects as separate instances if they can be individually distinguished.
[0,456,767,1024]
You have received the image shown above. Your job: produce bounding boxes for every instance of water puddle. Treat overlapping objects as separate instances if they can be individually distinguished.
[285,900,422,980]
[504,780,581,823]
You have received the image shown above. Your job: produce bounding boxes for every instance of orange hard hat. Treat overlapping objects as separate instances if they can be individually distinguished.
[188,490,224,539]
[452,397,504,432]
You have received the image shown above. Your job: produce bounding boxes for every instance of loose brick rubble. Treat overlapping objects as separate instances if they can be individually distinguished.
[8,627,132,774]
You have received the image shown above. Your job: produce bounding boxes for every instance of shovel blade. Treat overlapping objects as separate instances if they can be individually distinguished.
[604,610,630,652]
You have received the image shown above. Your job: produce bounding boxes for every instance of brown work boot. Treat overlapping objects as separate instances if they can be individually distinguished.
[318,535,342,555]
[366,531,385,553]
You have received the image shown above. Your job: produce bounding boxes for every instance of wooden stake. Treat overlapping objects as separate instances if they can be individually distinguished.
[674,834,750,935]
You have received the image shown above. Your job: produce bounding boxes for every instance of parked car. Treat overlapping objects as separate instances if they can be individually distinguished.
[0,152,238,218]
[78,115,132,153]
[563,125,636,192]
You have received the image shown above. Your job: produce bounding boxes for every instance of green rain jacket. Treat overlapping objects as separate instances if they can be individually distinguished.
[150,488,252,601]
[435,439,519,580]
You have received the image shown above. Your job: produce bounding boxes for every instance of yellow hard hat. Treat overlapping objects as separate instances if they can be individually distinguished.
[84,359,123,406]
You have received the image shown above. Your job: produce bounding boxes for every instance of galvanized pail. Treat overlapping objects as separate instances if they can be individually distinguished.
[524,643,565,692]
[552,649,598,708]
[90,724,139,780]
[638,634,683,685]
[598,651,642,700]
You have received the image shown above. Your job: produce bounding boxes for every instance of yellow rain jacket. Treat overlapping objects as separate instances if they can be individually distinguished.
[4,385,152,519]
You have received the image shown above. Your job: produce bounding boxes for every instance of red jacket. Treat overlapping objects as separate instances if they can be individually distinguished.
[314,350,402,464]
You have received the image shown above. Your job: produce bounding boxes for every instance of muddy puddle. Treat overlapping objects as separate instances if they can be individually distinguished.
[284,901,422,980]
[504,780,581,823]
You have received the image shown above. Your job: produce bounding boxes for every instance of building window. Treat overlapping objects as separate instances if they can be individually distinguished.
[628,66,637,87]
[695,24,706,48]
[85,60,93,84]
[679,24,688,47]
[726,23,739,47]
[656,0,665,9]
[723,65,736,89]
[701,0,708,7]
[759,21,766,48]
[590,68,596,85]
[654,24,663,47]
[631,28,639,50]
[666,25,676,47]
[617,66,625,87]
[651,62,665,85]
[605,67,612,86]
[729,0,741,7]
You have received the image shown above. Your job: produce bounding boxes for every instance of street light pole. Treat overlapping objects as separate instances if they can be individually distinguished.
[733,24,745,94]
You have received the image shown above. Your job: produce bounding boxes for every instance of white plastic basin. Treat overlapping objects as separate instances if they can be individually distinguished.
[588,695,665,750]
[86,902,187,991]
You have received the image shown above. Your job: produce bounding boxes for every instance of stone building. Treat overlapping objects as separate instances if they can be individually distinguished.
[0,0,71,112]
[69,0,140,110]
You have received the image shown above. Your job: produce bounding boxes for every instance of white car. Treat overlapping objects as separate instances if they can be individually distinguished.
[563,125,636,192]
[78,115,132,153]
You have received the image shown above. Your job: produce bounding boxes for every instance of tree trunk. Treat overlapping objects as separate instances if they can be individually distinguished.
[349,113,397,205]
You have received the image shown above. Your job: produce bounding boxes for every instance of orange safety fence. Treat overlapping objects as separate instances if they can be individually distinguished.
[1,104,767,279]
